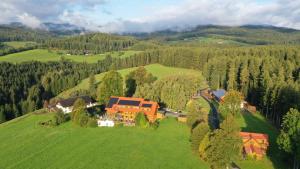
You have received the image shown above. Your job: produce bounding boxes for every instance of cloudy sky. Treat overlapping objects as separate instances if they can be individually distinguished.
[1,0,299,32]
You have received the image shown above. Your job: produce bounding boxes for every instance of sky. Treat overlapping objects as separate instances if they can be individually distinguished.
[0,0,300,33]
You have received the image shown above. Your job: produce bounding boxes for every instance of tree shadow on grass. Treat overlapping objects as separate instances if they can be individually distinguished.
[241,111,290,169]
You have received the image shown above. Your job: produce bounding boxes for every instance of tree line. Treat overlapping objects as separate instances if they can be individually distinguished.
[0,42,37,56]
[42,33,136,55]
[203,46,300,126]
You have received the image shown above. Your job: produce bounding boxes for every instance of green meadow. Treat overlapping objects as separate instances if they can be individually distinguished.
[167,37,249,46]
[0,113,209,169]
[0,49,140,63]
[3,41,36,48]
[58,64,206,98]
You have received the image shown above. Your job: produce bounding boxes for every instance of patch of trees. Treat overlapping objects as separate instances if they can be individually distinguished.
[0,42,37,56]
[277,108,300,169]
[134,74,203,110]
[125,66,157,97]
[204,46,300,126]
[201,115,242,169]
[43,33,136,54]
[0,26,52,42]
[97,70,123,104]
[0,57,113,123]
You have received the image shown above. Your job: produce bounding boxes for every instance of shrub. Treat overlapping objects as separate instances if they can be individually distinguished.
[191,123,210,153]
[135,112,149,128]
[53,111,67,126]
[87,118,98,128]
[150,120,160,130]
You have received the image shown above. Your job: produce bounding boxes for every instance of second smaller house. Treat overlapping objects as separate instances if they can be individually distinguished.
[56,96,97,113]
[240,132,269,160]
[212,89,226,102]
[177,114,187,123]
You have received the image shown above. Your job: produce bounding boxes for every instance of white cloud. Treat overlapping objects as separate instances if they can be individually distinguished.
[17,13,42,29]
[0,0,299,32]
[97,0,300,33]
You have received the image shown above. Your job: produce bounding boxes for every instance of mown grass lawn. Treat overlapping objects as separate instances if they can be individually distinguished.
[235,111,288,169]
[0,113,209,169]
[58,64,206,98]
[0,49,140,63]
[3,41,37,48]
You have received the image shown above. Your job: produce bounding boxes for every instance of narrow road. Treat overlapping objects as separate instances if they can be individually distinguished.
[199,91,220,129]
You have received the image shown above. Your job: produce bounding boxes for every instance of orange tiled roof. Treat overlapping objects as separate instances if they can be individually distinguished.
[105,96,159,122]
[240,132,269,140]
[240,132,269,158]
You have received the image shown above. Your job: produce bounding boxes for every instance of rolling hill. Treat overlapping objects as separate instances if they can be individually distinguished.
[131,25,300,45]
[58,64,206,98]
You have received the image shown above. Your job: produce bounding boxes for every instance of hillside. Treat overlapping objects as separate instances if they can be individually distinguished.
[133,25,300,45]
[0,113,209,169]
[0,25,53,42]
[58,64,206,98]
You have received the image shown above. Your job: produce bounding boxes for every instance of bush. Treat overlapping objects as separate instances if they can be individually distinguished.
[53,111,68,126]
[87,118,98,128]
[191,123,210,153]
[77,113,89,127]
[150,120,160,129]
[135,112,149,128]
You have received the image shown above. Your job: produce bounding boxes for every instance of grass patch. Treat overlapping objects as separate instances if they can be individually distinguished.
[197,97,210,113]
[166,37,249,46]
[58,64,206,98]
[0,49,140,63]
[3,41,36,48]
[0,114,209,169]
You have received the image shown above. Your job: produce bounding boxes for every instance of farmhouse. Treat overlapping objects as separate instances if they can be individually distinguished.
[105,96,159,122]
[240,132,269,160]
[55,96,97,113]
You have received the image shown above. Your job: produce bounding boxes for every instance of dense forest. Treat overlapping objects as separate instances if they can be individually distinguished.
[0,25,53,42]
[43,33,136,54]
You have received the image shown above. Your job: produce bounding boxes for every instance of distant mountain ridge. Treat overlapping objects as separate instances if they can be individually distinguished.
[126,25,300,45]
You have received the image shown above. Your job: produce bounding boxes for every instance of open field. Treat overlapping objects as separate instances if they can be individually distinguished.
[3,41,37,48]
[236,111,288,169]
[0,49,140,63]
[166,37,249,46]
[0,113,209,169]
[58,64,206,98]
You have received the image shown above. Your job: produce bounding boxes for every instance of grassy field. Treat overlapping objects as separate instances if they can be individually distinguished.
[236,111,288,169]
[3,41,36,48]
[167,37,249,46]
[0,49,140,63]
[58,64,205,98]
[0,113,209,169]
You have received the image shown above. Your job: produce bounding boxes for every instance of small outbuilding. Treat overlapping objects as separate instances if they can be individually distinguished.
[97,119,115,127]
[212,89,226,102]
[177,114,187,123]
